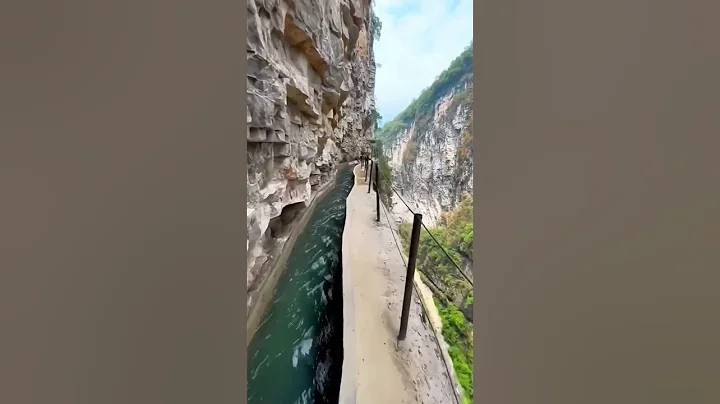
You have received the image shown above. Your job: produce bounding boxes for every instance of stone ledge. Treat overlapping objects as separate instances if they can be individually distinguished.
[338,163,360,404]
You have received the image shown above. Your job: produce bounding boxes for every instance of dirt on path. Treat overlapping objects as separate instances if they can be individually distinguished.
[341,164,458,404]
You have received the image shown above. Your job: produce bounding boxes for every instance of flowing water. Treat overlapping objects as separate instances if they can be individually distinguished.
[248,166,354,404]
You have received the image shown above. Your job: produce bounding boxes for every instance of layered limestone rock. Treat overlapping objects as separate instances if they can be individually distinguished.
[247,0,375,294]
[385,84,473,227]
[377,45,473,226]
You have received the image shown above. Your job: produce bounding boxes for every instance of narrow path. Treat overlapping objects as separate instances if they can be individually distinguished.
[354,164,367,186]
[343,164,457,404]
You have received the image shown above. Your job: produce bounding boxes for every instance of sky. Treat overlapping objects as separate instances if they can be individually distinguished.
[372,0,473,126]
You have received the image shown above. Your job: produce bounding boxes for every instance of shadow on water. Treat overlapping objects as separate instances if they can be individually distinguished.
[248,166,355,404]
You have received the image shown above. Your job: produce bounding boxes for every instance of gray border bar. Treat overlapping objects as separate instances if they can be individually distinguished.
[475,1,720,403]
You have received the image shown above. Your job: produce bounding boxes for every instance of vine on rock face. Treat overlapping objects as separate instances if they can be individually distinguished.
[370,1,382,42]
[371,108,382,131]
[370,13,382,41]
[371,139,393,209]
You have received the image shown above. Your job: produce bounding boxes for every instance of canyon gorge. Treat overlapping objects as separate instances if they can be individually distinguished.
[246,0,377,308]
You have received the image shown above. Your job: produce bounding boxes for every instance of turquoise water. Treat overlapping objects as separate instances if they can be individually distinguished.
[248,166,354,404]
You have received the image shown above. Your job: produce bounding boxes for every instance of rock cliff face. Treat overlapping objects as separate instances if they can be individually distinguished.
[247,0,376,291]
[378,45,473,226]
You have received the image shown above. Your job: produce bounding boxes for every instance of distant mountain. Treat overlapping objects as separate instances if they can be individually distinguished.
[376,43,473,226]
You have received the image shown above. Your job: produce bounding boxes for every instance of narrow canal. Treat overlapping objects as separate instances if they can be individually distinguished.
[247,165,354,404]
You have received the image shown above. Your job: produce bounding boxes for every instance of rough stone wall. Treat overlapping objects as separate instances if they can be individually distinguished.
[386,82,473,227]
[247,0,375,290]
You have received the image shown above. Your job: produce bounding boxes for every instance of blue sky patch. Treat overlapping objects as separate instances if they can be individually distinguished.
[372,0,473,126]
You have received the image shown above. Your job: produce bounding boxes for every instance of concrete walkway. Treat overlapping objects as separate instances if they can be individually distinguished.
[340,164,457,404]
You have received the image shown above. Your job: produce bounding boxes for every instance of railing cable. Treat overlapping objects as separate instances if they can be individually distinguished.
[372,177,462,404]
[378,198,407,268]
[419,222,474,286]
[375,163,474,287]
[377,195,455,299]
[376,166,416,215]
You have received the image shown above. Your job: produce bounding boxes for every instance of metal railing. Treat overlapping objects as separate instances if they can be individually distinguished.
[360,155,473,291]
[358,155,471,404]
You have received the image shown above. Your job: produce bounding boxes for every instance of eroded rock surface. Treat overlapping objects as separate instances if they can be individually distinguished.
[247,0,376,294]
[386,85,473,226]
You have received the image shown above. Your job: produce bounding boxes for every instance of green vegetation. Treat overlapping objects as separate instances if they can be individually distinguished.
[437,193,473,260]
[370,3,382,42]
[436,298,474,403]
[371,108,382,131]
[372,139,394,208]
[375,42,473,148]
[397,195,474,402]
[398,194,473,303]
[368,32,474,403]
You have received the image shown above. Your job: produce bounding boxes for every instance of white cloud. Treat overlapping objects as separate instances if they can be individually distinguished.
[372,0,473,125]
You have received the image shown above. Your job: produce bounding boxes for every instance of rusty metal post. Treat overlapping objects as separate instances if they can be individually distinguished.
[375,163,380,222]
[367,160,373,193]
[398,213,423,341]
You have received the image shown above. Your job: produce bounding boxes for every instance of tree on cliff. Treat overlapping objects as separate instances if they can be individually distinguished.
[370,1,382,42]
